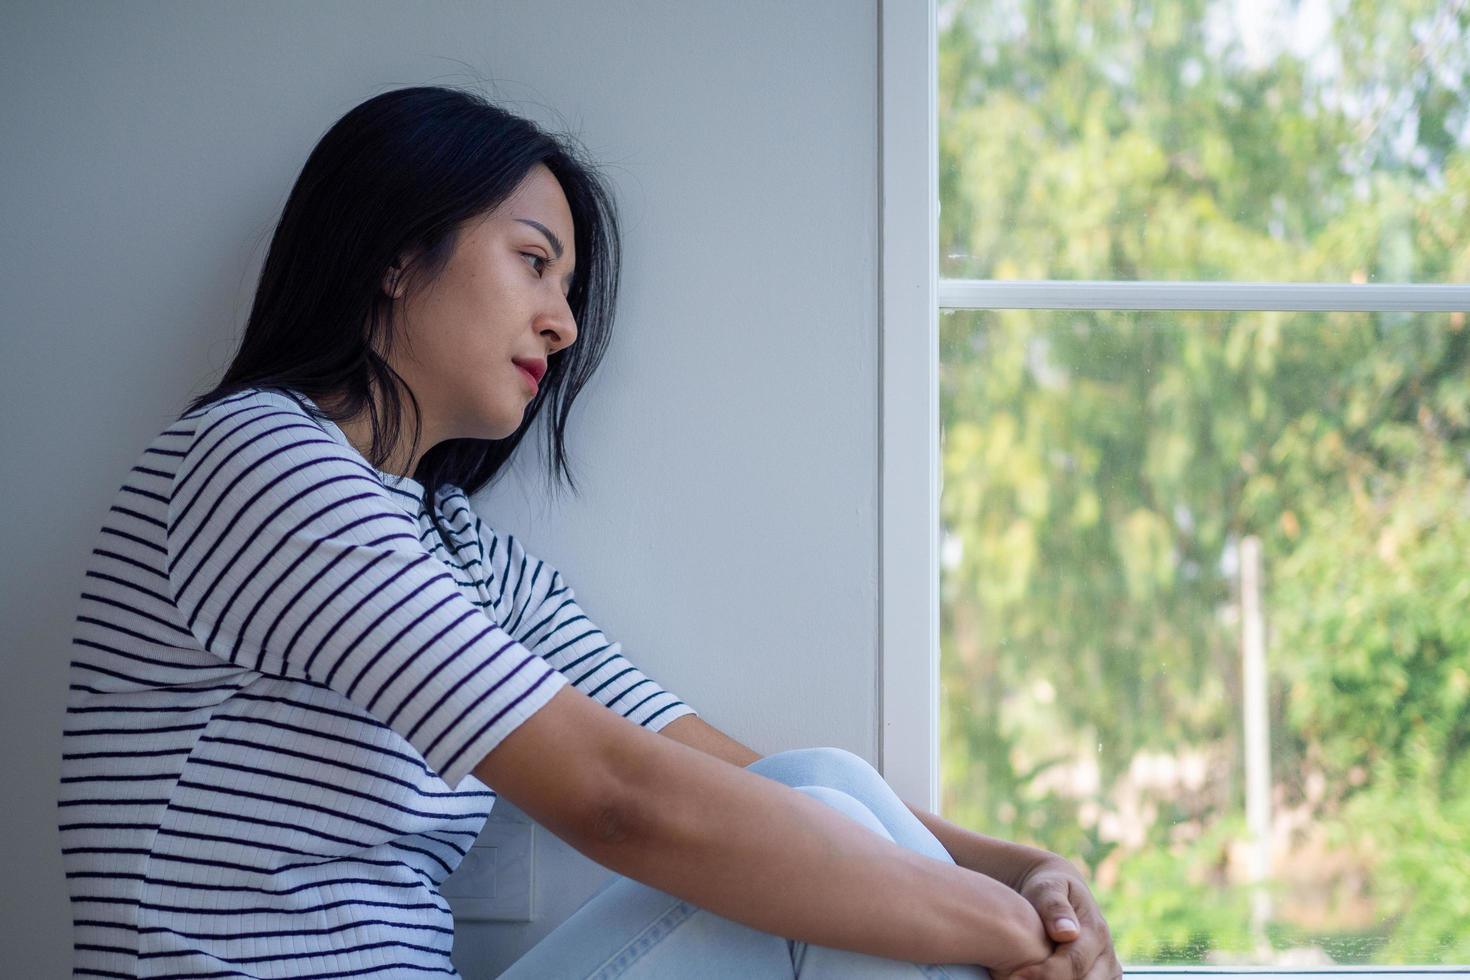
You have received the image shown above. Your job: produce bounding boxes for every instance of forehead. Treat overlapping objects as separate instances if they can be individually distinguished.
[501,167,573,235]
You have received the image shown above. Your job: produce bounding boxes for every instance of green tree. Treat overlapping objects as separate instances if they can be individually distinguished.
[937,0,1470,964]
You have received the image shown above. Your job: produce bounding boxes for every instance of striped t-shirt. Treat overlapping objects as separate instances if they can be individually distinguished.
[57,385,697,979]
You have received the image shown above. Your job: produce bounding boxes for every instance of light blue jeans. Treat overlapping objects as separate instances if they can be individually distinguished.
[495,746,996,979]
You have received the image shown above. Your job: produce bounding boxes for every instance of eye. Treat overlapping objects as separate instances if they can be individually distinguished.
[521,252,549,276]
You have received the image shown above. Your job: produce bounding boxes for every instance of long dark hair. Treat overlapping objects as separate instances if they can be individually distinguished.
[182,84,622,517]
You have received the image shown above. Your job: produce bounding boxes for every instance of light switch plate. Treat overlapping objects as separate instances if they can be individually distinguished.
[441,814,535,922]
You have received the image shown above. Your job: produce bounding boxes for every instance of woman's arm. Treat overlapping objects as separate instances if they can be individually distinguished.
[658,713,1109,968]
[597,701,1051,967]
[483,687,1050,968]
[471,514,700,732]
[901,803,1068,889]
[658,712,762,766]
[660,714,1064,891]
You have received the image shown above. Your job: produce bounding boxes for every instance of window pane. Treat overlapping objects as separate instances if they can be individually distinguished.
[938,0,1470,283]
[938,307,1470,965]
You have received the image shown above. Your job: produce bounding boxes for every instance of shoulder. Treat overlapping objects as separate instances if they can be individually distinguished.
[180,385,320,429]
[175,387,345,465]
[168,386,384,508]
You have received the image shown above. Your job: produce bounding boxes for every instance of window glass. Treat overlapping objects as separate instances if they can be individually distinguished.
[939,307,1470,965]
[938,0,1470,283]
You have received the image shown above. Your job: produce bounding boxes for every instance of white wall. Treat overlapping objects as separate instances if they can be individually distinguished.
[0,1,879,974]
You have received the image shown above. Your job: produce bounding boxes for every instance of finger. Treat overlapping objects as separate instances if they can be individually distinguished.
[1025,928,1091,980]
[1061,884,1109,977]
[1062,930,1105,980]
[1042,912,1103,977]
[1079,948,1123,980]
[1048,914,1080,943]
[1067,881,1120,977]
[1028,879,1081,944]
[1076,940,1105,980]
[1033,937,1090,980]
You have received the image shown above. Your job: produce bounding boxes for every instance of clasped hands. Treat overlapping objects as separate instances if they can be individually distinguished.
[988,860,1123,980]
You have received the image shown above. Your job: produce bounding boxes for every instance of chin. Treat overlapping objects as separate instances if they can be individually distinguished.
[453,411,519,443]
[462,393,526,441]
[493,409,527,440]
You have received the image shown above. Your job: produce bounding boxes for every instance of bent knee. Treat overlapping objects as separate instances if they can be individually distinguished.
[792,785,893,841]
[749,745,882,788]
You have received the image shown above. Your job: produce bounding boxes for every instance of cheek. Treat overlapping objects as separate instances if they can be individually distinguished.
[409,275,522,386]
[434,318,523,407]
[422,298,509,365]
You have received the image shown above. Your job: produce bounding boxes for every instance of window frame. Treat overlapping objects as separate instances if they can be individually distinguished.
[877,1,1470,969]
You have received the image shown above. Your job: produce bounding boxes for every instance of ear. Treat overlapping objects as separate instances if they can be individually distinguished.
[382,265,404,300]
[382,246,423,300]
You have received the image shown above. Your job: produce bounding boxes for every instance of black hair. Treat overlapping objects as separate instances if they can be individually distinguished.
[182,84,622,520]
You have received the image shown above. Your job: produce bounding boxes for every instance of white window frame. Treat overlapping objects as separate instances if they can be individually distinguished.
[877,1,1470,970]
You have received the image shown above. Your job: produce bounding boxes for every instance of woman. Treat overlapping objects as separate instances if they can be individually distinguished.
[57,85,1121,979]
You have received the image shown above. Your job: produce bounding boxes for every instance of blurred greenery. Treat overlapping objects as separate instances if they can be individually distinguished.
[936,0,1470,966]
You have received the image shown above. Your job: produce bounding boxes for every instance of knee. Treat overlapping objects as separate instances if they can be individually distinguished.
[801,746,880,780]
[747,745,882,790]
[792,785,893,841]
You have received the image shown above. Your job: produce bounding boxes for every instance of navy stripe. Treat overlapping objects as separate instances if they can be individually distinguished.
[59,386,694,976]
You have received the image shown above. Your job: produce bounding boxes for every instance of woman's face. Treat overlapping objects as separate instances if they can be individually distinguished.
[389,162,579,450]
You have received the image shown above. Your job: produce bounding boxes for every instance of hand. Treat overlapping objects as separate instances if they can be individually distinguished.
[995,861,1122,980]
[983,899,1054,980]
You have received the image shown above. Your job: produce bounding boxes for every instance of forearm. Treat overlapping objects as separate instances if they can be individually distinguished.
[901,799,1072,889]
[657,714,1073,890]
[658,712,762,766]
[604,724,1050,967]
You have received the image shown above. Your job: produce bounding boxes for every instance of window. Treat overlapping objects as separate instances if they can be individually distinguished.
[880,0,1470,972]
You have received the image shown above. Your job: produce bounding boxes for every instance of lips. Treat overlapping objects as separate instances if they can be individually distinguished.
[512,357,546,384]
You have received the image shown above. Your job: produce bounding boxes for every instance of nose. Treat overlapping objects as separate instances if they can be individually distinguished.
[541,296,577,353]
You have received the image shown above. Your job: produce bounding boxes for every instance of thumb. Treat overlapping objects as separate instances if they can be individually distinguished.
[1048,913,1079,942]
[1028,878,1080,942]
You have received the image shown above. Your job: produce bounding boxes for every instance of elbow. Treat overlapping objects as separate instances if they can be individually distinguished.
[593,802,632,845]
[583,772,670,858]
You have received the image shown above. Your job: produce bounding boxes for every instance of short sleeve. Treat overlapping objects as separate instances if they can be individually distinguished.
[473,517,699,733]
[164,389,569,787]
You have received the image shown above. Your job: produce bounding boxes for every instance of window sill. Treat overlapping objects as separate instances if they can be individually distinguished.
[1125,968,1470,977]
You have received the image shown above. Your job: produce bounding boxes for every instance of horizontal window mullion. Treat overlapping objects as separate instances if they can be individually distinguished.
[939,279,1470,312]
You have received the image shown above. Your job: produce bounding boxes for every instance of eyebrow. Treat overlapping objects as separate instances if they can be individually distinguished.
[515,218,575,291]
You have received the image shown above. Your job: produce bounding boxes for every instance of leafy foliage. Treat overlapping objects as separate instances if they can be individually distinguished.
[937,0,1470,964]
